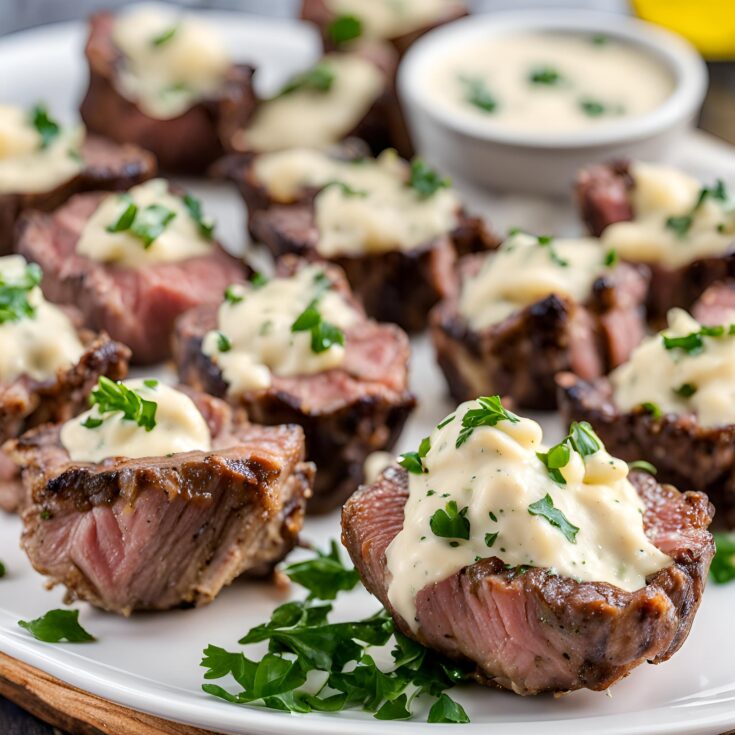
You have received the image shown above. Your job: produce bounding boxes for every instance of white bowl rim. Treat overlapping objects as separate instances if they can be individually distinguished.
[398,9,709,150]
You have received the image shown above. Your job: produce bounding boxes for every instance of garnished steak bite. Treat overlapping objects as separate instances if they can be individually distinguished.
[8,378,313,614]
[80,7,255,174]
[225,45,410,158]
[301,0,468,55]
[0,103,155,254]
[558,307,735,527]
[430,231,648,409]
[576,160,735,323]
[342,398,714,695]
[16,178,246,364]
[245,150,497,331]
[0,255,130,513]
[173,257,416,512]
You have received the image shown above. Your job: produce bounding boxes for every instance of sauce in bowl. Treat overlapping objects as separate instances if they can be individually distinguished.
[423,31,676,135]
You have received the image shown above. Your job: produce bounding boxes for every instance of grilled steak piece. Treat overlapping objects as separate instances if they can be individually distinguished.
[557,371,735,527]
[692,280,735,325]
[80,11,255,174]
[9,391,313,614]
[0,331,130,513]
[173,258,416,512]
[576,161,735,324]
[342,465,714,695]
[15,191,246,365]
[0,134,156,255]
[430,255,649,409]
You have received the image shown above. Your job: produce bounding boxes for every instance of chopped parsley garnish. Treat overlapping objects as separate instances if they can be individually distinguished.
[430,500,470,541]
[30,104,60,149]
[673,382,697,398]
[80,416,103,429]
[640,401,662,419]
[528,66,563,85]
[456,395,519,448]
[662,324,735,356]
[428,693,469,724]
[217,332,233,352]
[665,179,729,238]
[183,193,215,239]
[105,196,137,233]
[106,198,177,248]
[628,459,657,475]
[18,609,95,643]
[327,14,363,44]
[0,561,5,578]
[407,158,451,199]
[323,180,368,198]
[398,436,430,474]
[528,494,579,543]
[711,532,735,584]
[436,413,455,429]
[537,234,569,267]
[537,421,602,484]
[224,285,244,305]
[459,75,497,113]
[604,248,618,267]
[0,262,42,324]
[280,63,335,95]
[87,377,157,432]
[250,272,269,289]
[283,541,360,601]
[151,24,178,47]
[143,378,159,389]
[484,532,498,548]
[291,276,345,354]
[591,34,609,45]
[579,98,609,117]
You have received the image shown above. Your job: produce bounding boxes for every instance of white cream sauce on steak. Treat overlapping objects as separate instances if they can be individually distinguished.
[61,379,211,463]
[0,255,83,382]
[252,148,459,256]
[602,162,735,268]
[112,6,231,120]
[385,398,672,630]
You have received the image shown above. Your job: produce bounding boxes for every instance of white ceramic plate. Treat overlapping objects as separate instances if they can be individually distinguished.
[1,10,735,735]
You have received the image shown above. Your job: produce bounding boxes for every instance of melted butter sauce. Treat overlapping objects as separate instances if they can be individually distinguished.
[61,380,212,463]
[385,400,672,630]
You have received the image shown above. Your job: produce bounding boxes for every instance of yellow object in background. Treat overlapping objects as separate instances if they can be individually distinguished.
[633,0,735,59]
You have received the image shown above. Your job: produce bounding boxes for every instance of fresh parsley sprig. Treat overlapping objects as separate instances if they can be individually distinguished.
[665,179,729,238]
[86,377,157,432]
[283,541,360,601]
[536,421,602,484]
[183,193,215,239]
[528,494,579,543]
[662,323,735,356]
[291,273,345,354]
[106,197,177,249]
[327,14,363,44]
[407,158,451,199]
[398,436,430,474]
[0,262,42,325]
[456,395,519,448]
[429,500,470,543]
[711,532,735,584]
[30,104,60,149]
[18,609,95,643]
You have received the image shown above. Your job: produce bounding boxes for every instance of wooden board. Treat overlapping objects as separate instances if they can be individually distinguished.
[0,652,224,735]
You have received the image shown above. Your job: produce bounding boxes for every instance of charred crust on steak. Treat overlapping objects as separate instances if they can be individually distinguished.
[430,255,649,409]
[341,465,713,695]
[79,11,257,174]
[173,256,416,512]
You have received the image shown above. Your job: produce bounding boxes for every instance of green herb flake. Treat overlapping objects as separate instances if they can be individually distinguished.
[662,324,732,356]
[131,204,177,248]
[640,401,662,419]
[604,248,618,267]
[0,262,42,325]
[579,98,608,117]
[283,541,360,601]
[88,376,157,432]
[280,63,335,95]
[291,297,344,354]
[224,285,243,305]
[456,395,520,448]
[591,33,609,45]
[251,272,269,289]
[528,66,563,85]
[459,75,498,113]
[0,561,5,578]
[484,532,498,548]
[323,180,368,198]
[327,14,362,45]
[528,494,580,543]
[407,158,451,199]
[398,436,430,474]
[430,500,470,541]
[30,104,60,149]
[628,459,657,475]
[217,332,232,353]
[437,413,455,429]
[428,693,470,724]
[673,382,697,398]
[536,421,601,484]
[665,179,729,238]
[81,416,103,430]
[18,609,95,643]
[143,379,159,389]
[183,193,215,239]
[105,196,137,233]
[711,532,735,584]
[151,24,178,47]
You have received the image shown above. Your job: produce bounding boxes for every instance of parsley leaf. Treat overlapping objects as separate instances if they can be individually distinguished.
[407,158,451,199]
[484,532,498,548]
[105,196,137,233]
[711,532,735,584]
[30,104,60,149]
[628,459,657,475]
[224,285,243,305]
[537,234,568,267]
[283,541,360,601]
[0,561,5,578]
[665,179,729,238]
[456,395,520,448]
[459,75,498,113]
[398,436,430,474]
[327,14,363,44]
[662,324,733,356]
[251,272,269,289]
[216,332,232,352]
[428,693,470,723]
[291,295,345,354]
[528,494,579,543]
[430,500,470,541]
[604,248,618,266]
[18,609,95,643]
[579,98,609,117]
[151,24,178,47]
[323,180,368,197]
[183,193,215,239]
[131,204,177,248]
[0,262,42,325]
[88,377,157,431]
[640,401,662,419]
[537,418,603,483]
[673,382,697,397]
[529,66,563,85]
[280,63,335,95]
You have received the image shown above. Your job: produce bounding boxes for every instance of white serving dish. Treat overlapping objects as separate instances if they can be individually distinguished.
[398,10,708,197]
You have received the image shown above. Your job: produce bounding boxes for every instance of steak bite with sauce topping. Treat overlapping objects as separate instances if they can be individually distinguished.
[342,398,714,695]
[430,231,648,409]
[16,178,246,365]
[558,307,735,527]
[80,7,255,174]
[173,257,416,512]
[0,103,155,254]
[0,255,130,513]
[8,378,313,614]
[243,150,497,331]
[576,160,735,323]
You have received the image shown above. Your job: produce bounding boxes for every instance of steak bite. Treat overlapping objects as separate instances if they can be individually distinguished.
[173,257,416,512]
[16,178,246,364]
[80,7,255,174]
[9,379,313,614]
[0,256,130,512]
[576,160,735,323]
[342,399,713,695]
[558,306,735,527]
[0,103,155,254]
[301,0,468,56]
[430,232,648,409]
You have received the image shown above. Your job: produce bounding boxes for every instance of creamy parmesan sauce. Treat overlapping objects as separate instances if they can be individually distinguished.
[459,232,608,329]
[611,308,735,427]
[238,54,383,153]
[203,265,359,394]
[253,149,459,255]
[385,400,672,630]
[76,179,213,267]
[112,6,230,119]
[601,162,735,268]
[0,105,83,194]
[424,33,674,134]
[0,256,84,383]
[324,0,460,40]
[61,379,212,463]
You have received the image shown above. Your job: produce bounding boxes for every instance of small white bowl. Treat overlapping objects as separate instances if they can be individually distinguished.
[398,10,708,197]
